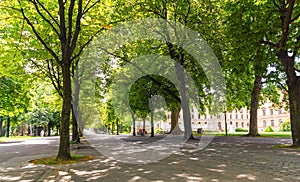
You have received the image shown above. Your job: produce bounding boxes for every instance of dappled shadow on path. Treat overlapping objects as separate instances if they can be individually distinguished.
[1,136,300,181]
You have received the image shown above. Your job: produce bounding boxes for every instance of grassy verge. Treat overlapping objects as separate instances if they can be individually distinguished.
[29,154,95,165]
[0,136,35,143]
[193,131,292,138]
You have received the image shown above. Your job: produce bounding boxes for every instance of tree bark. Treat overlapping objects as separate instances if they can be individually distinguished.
[247,74,262,137]
[116,118,119,135]
[6,116,10,137]
[130,110,136,136]
[142,116,146,134]
[57,64,72,160]
[0,117,2,137]
[170,104,182,134]
[288,81,300,147]
[72,66,82,140]
[277,50,300,147]
[72,106,80,143]
[174,63,193,139]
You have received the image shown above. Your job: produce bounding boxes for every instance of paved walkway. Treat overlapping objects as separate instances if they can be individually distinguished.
[0,135,299,181]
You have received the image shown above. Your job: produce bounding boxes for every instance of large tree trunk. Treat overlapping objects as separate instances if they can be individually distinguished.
[247,74,262,137]
[0,117,2,137]
[116,118,119,135]
[6,116,10,137]
[130,110,136,136]
[72,106,80,143]
[278,50,300,147]
[170,104,182,134]
[167,42,193,139]
[288,82,300,147]
[57,64,72,160]
[142,116,146,134]
[175,63,193,139]
[72,66,82,141]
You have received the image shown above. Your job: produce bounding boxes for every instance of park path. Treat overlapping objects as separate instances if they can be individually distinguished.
[0,135,299,181]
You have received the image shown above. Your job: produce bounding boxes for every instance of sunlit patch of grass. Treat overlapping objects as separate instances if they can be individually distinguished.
[0,136,34,142]
[212,132,292,138]
[272,144,300,149]
[259,132,292,138]
[29,155,95,165]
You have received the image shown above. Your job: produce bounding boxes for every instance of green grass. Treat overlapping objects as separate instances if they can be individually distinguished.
[272,144,300,149]
[0,136,34,143]
[193,131,292,138]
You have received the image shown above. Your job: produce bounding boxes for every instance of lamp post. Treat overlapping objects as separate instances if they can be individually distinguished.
[224,102,228,136]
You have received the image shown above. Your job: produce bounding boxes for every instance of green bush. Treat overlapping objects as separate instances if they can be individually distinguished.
[279,119,291,132]
[235,128,248,132]
[264,126,274,132]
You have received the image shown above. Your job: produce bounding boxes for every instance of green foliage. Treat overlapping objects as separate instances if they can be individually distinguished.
[264,126,274,132]
[279,119,291,132]
[235,128,248,132]
[0,77,30,116]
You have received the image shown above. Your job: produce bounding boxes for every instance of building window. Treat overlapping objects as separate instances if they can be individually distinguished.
[192,114,194,119]
[262,110,266,116]
[236,114,238,119]
[217,115,221,119]
[205,122,207,125]
[263,120,267,127]
[279,119,283,124]
[230,114,232,119]
[198,114,201,119]
[236,122,238,128]
[241,114,243,119]
[278,108,282,114]
[247,122,249,126]
[168,115,170,119]
[241,122,244,128]
[192,122,194,124]
[270,109,274,115]
[198,122,201,124]
[271,120,275,127]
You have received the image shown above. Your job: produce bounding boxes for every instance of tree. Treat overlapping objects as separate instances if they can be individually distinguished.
[1,0,107,159]
[221,0,290,137]
[226,0,300,146]
[270,0,300,147]
[135,0,227,139]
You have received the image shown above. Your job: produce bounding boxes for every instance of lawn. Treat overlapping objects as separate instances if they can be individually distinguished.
[0,136,35,143]
[213,131,292,138]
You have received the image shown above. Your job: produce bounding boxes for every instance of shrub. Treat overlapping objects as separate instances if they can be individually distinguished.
[279,119,291,132]
[264,126,274,132]
[235,128,248,132]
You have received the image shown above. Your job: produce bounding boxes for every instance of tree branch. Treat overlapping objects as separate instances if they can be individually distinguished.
[83,0,101,15]
[272,0,280,10]
[35,0,60,28]
[20,6,60,63]
[47,60,63,97]
[27,0,60,37]
[58,0,67,62]
[71,27,105,62]
[70,0,83,55]
[67,0,75,48]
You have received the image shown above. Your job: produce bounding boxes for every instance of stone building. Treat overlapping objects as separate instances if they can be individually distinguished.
[162,102,289,132]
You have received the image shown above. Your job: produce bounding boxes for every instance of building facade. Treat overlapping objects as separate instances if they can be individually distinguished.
[162,102,289,132]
